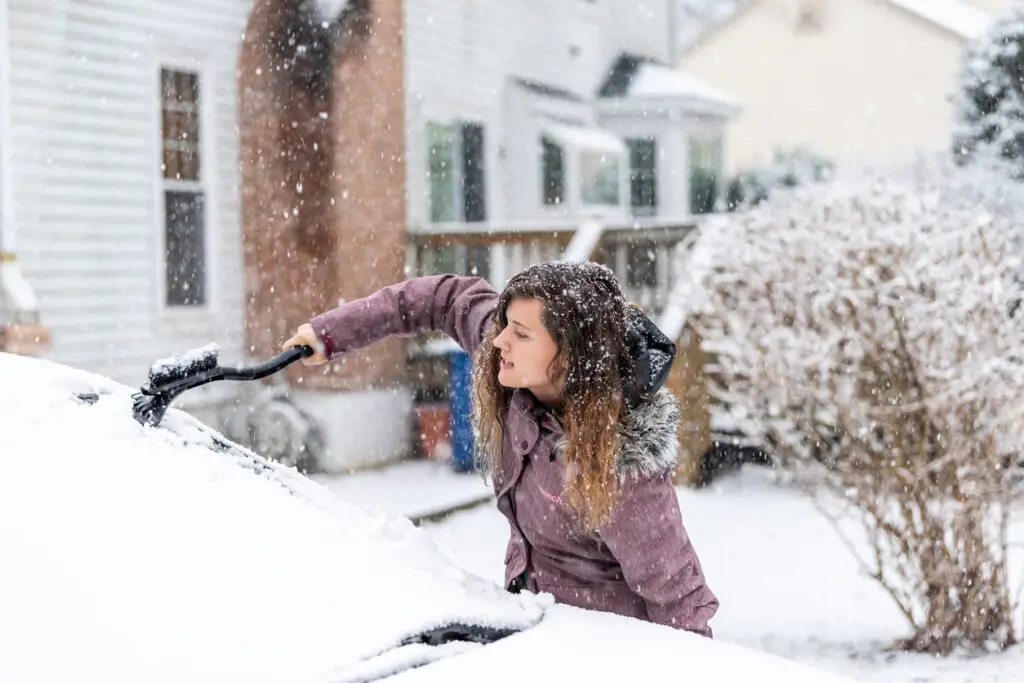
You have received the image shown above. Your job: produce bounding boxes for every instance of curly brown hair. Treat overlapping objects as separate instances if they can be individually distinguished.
[471,262,635,531]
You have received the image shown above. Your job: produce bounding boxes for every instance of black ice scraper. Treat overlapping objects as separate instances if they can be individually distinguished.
[132,343,314,427]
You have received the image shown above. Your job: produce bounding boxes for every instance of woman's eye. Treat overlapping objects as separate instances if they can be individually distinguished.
[515,331,528,340]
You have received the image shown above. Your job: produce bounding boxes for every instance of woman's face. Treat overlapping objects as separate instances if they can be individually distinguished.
[492,297,566,404]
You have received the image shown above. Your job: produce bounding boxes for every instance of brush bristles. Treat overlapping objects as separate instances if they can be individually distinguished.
[148,343,220,385]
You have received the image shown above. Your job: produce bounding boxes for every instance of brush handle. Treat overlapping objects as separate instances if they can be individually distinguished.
[220,345,314,381]
[144,345,315,395]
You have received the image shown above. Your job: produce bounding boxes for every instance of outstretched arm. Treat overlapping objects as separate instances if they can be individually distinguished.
[283,274,500,363]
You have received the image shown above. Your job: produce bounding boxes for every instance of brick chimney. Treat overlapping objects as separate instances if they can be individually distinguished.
[239,0,406,392]
[238,0,409,470]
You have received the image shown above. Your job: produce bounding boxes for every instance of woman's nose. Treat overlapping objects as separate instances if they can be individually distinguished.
[492,329,509,350]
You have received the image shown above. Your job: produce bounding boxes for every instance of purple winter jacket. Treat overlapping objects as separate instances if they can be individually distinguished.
[309,274,719,637]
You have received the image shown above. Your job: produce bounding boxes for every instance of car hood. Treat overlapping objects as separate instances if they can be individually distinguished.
[0,353,545,683]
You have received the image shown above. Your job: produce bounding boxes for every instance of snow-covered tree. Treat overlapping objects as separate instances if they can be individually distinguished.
[680,158,1024,653]
[953,3,1024,176]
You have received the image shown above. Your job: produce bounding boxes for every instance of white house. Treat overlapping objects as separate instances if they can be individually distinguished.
[404,0,740,264]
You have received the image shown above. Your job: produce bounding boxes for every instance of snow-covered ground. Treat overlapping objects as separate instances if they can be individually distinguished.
[313,459,492,522]
[423,467,1024,683]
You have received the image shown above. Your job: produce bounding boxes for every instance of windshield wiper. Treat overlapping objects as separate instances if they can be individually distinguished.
[400,622,518,647]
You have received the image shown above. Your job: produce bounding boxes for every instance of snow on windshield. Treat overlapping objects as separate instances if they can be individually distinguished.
[0,353,546,683]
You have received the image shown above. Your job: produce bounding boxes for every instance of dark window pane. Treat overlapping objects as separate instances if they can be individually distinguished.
[165,190,206,307]
[628,138,657,214]
[466,244,490,280]
[461,123,487,222]
[542,137,564,206]
[627,241,657,288]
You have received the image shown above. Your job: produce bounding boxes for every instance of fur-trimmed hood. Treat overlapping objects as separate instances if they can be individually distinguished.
[613,386,681,481]
[550,387,681,483]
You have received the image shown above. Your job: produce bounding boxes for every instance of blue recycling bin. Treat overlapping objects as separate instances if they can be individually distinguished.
[448,349,476,472]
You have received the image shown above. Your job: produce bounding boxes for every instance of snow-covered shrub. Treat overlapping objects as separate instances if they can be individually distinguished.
[725,147,834,211]
[682,157,1024,653]
[953,3,1024,176]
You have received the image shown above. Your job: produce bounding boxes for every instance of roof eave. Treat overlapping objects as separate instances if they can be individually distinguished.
[597,95,742,121]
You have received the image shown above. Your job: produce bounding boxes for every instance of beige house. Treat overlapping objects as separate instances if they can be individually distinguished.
[679,0,1008,174]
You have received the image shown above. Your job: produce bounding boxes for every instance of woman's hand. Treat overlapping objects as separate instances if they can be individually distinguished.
[282,323,328,366]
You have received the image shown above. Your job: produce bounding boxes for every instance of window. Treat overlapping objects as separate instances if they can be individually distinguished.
[580,151,620,205]
[427,121,488,223]
[542,137,564,206]
[461,123,486,222]
[626,240,658,289]
[428,123,457,223]
[689,136,721,215]
[160,68,206,307]
[627,138,657,216]
[419,243,491,281]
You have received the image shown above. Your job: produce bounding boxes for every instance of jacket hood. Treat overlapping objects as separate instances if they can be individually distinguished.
[624,304,677,410]
[549,386,681,483]
[614,386,681,482]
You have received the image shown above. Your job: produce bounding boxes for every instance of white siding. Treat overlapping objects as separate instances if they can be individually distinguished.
[8,0,250,395]
[404,0,670,229]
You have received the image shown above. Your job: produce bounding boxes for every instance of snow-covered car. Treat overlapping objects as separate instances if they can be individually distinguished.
[0,353,862,683]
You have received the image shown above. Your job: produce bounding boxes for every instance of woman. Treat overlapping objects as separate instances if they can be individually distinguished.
[283,261,719,636]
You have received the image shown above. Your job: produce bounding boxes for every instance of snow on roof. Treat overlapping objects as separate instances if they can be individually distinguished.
[886,0,992,40]
[630,62,740,108]
[311,0,348,21]
[541,121,626,155]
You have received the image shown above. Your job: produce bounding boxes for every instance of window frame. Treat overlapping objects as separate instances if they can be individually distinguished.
[426,119,489,224]
[579,150,622,207]
[689,135,722,215]
[541,136,566,207]
[626,137,658,216]
[153,56,219,317]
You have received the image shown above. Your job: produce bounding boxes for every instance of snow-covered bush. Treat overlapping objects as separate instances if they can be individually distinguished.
[953,3,1024,176]
[725,148,834,211]
[681,158,1024,653]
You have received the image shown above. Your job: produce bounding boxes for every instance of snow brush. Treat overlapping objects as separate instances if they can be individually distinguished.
[131,343,314,428]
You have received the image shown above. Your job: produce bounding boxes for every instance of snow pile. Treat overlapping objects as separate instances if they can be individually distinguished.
[0,353,545,683]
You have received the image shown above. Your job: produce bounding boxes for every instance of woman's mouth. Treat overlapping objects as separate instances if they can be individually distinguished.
[500,358,514,370]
